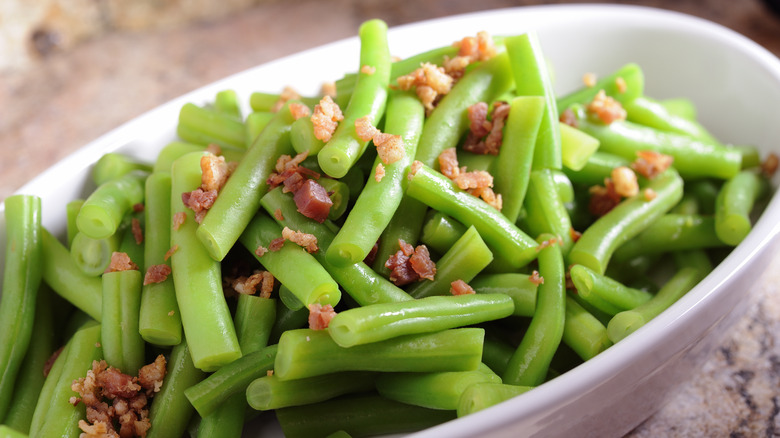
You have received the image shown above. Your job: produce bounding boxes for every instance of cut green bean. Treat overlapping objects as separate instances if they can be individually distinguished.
[246,371,376,411]
[69,230,121,276]
[76,170,147,240]
[269,299,309,344]
[91,153,152,186]
[317,177,351,221]
[65,199,85,247]
[612,214,727,262]
[420,211,467,255]
[249,92,319,112]
[559,122,600,171]
[563,294,612,361]
[457,383,533,417]
[177,102,246,150]
[521,169,575,254]
[28,340,70,438]
[563,151,629,187]
[660,97,697,120]
[714,169,768,245]
[235,294,276,355]
[481,333,516,376]
[556,63,644,111]
[624,96,719,143]
[275,328,484,380]
[569,264,652,315]
[214,89,242,120]
[152,141,243,173]
[470,273,538,317]
[101,269,144,375]
[290,116,326,155]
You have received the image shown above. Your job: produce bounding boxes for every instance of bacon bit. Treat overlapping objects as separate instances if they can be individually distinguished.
[78,420,115,438]
[437,149,502,210]
[467,102,492,138]
[267,369,274,377]
[360,64,376,75]
[138,355,167,394]
[206,143,223,156]
[131,218,143,245]
[615,77,628,93]
[409,245,436,281]
[385,250,418,286]
[454,170,493,191]
[311,95,344,142]
[143,264,171,285]
[438,148,461,179]
[201,153,231,192]
[536,237,561,252]
[444,31,496,78]
[320,81,337,98]
[762,153,779,177]
[559,108,578,128]
[275,151,309,174]
[44,346,64,377]
[289,102,311,120]
[181,188,217,224]
[272,86,301,112]
[308,303,337,330]
[168,310,174,316]
[409,160,423,180]
[267,151,317,193]
[570,228,582,243]
[470,186,503,211]
[269,237,285,252]
[643,188,658,201]
[385,239,436,285]
[450,279,475,295]
[374,133,405,165]
[164,245,178,261]
[355,116,381,142]
[375,163,386,182]
[255,245,268,257]
[463,101,510,155]
[396,62,454,112]
[132,203,144,213]
[565,268,576,291]
[172,212,186,230]
[282,227,319,253]
[274,209,285,221]
[105,252,138,273]
[631,150,674,179]
[611,166,639,197]
[294,179,333,223]
[398,239,415,257]
[529,270,544,285]
[586,89,627,124]
[583,72,597,87]
[364,241,380,266]
[232,270,274,298]
[588,179,622,216]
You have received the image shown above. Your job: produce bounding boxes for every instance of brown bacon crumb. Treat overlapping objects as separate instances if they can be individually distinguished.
[44,346,64,377]
[444,31,496,79]
[643,188,658,201]
[364,241,380,266]
[320,81,337,98]
[181,188,218,224]
[463,101,510,156]
[529,270,544,285]
[385,239,436,285]
[269,237,285,252]
[308,303,337,330]
[454,170,493,191]
[311,95,344,142]
[450,279,475,295]
[436,149,502,211]
[438,148,461,180]
[409,160,423,180]
[172,212,186,231]
[231,270,274,298]
[360,64,376,75]
[615,76,628,93]
[267,369,274,377]
[105,252,138,273]
[536,237,561,252]
[611,166,639,198]
[271,86,301,112]
[373,133,405,165]
[255,245,268,257]
[131,218,143,245]
[588,179,622,217]
[200,153,231,193]
[409,244,436,281]
[559,108,578,128]
[762,153,779,177]
[206,143,223,156]
[132,203,144,213]
[583,72,597,87]
[289,102,311,120]
[586,89,626,124]
[396,62,454,112]
[167,310,174,317]
[570,228,582,243]
[294,179,333,223]
[143,264,171,285]
[398,239,415,257]
[375,163,386,182]
[282,227,319,253]
[164,245,178,261]
[631,150,674,179]
[137,355,167,394]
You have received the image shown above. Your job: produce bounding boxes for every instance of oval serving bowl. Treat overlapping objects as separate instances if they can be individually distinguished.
[3,4,780,438]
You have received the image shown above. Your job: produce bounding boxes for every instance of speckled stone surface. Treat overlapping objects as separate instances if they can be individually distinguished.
[2,1,780,436]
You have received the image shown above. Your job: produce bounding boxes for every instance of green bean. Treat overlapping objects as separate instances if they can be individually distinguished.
[714,169,769,245]
[246,111,275,146]
[317,177,351,221]
[101,269,144,375]
[607,266,704,343]
[0,425,27,437]
[505,32,560,170]
[28,340,70,438]
[235,294,276,355]
[406,163,538,269]
[671,193,700,215]
[275,328,485,380]
[318,19,391,178]
[612,214,726,262]
[457,150,495,172]
[327,91,424,265]
[261,187,413,305]
[118,212,144,268]
[470,273,538,317]
[290,116,326,155]
[239,212,340,307]
[91,152,152,186]
[733,144,762,169]
[147,340,207,438]
[674,249,714,274]
[562,295,612,361]
[521,169,575,254]
[170,152,241,371]
[65,199,84,247]
[139,172,181,346]
[371,197,428,277]
[567,169,684,274]
[503,234,565,387]
[660,97,697,120]
[556,63,644,111]
[152,141,243,173]
[2,287,55,433]
[246,371,376,410]
[624,96,718,143]
[481,333,516,376]
[214,89,242,120]
[559,122,600,171]
[194,398,243,438]
[69,230,121,276]
[76,170,147,240]
[41,228,102,321]
[329,294,511,347]
[33,323,102,438]
[414,51,514,167]
[569,264,652,315]
[407,226,494,298]
[183,344,277,417]
[420,211,467,255]
[196,100,298,261]
[491,96,545,223]
[269,299,309,344]
[279,284,304,310]
[177,102,246,149]
[563,151,629,187]
[376,363,501,410]
[688,179,721,215]
[457,383,533,417]
[249,92,319,112]
[0,195,42,422]
[275,393,456,438]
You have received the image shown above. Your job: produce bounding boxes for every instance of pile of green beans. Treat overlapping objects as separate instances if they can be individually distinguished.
[0,18,775,438]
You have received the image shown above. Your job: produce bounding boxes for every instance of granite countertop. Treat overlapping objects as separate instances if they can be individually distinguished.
[2,0,780,436]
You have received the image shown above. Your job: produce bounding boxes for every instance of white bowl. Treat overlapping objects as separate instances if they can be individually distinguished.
[3,4,780,438]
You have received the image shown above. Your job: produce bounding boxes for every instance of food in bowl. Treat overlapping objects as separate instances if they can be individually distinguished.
[1,5,779,438]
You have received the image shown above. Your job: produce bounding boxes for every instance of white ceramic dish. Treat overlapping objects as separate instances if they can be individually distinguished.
[3,3,780,438]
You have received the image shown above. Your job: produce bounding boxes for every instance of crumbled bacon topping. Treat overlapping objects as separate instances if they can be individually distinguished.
[44,346,64,377]
[586,89,626,124]
[143,264,171,285]
[132,203,145,213]
[396,62,454,113]
[643,188,657,201]
[436,148,502,211]
[131,218,143,245]
[282,227,319,253]
[375,163,386,182]
[409,160,423,180]
[181,188,217,224]
[450,279,475,295]
[206,143,222,156]
[588,179,622,217]
[72,356,166,438]
[308,303,337,330]
[105,252,138,273]
[762,153,779,177]
[269,237,285,252]
[231,270,274,298]
[172,212,186,231]
[438,148,461,180]
[583,72,597,87]
[311,95,343,142]
[274,209,285,221]
[570,228,582,243]
[364,241,380,266]
[272,86,301,112]
[611,166,639,197]
[320,81,337,98]
[631,150,674,179]
[289,102,311,120]
[355,116,404,165]
[164,245,178,261]
[200,153,232,193]
[529,270,544,285]
[444,31,496,79]
[255,245,268,257]
[360,65,376,75]
[385,239,436,286]
[536,237,561,252]
[463,101,510,156]
[615,77,628,94]
[559,108,578,128]
[294,179,333,223]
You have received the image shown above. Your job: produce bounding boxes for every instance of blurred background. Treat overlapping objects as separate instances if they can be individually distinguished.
[1,1,780,435]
